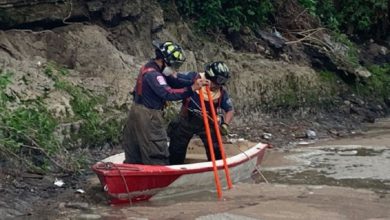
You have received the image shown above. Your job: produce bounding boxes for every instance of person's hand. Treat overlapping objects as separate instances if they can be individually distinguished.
[191,78,209,91]
[220,123,229,136]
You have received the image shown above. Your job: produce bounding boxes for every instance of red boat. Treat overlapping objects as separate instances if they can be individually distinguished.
[92,140,268,204]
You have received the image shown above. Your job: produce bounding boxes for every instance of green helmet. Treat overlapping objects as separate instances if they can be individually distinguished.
[205,61,230,85]
[153,40,186,69]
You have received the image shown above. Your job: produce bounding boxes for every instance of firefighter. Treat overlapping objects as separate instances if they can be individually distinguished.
[122,40,207,165]
[168,61,234,165]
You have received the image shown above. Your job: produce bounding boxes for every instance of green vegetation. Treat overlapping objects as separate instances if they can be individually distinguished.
[0,70,12,104]
[44,61,69,79]
[0,63,123,173]
[0,70,61,172]
[174,0,273,31]
[355,64,390,100]
[45,63,122,148]
[273,65,390,112]
[264,72,340,112]
[270,89,334,111]
[318,70,343,99]
[299,0,389,39]
[174,0,388,40]
[264,65,390,113]
[331,32,360,66]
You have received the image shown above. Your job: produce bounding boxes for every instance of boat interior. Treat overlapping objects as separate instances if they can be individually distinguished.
[101,138,256,164]
[184,138,255,164]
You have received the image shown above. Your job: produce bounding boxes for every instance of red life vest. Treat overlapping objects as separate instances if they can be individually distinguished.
[135,65,156,96]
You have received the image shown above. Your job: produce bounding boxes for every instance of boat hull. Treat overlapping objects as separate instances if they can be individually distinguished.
[92,143,267,204]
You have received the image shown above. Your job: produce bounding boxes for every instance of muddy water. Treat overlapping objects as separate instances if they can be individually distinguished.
[261,145,390,190]
[260,118,390,191]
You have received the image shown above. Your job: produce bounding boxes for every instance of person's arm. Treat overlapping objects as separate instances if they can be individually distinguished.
[221,90,234,131]
[176,71,199,80]
[219,108,233,136]
[224,109,234,125]
[145,72,204,101]
[165,71,198,88]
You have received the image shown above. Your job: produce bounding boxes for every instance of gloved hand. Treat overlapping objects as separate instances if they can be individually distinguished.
[220,123,229,136]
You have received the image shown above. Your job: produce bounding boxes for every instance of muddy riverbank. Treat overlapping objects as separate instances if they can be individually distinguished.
[1,118,386,220]
[34,183,389,220]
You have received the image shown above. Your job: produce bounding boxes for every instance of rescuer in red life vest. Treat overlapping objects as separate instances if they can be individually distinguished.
[122,40,207,165]
[168,61,234,165]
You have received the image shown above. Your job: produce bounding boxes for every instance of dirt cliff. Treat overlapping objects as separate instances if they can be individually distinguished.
[0,0,389,162]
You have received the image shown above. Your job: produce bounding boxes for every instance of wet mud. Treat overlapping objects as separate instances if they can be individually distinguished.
[2,119,390,219]
[260,119,390,194]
